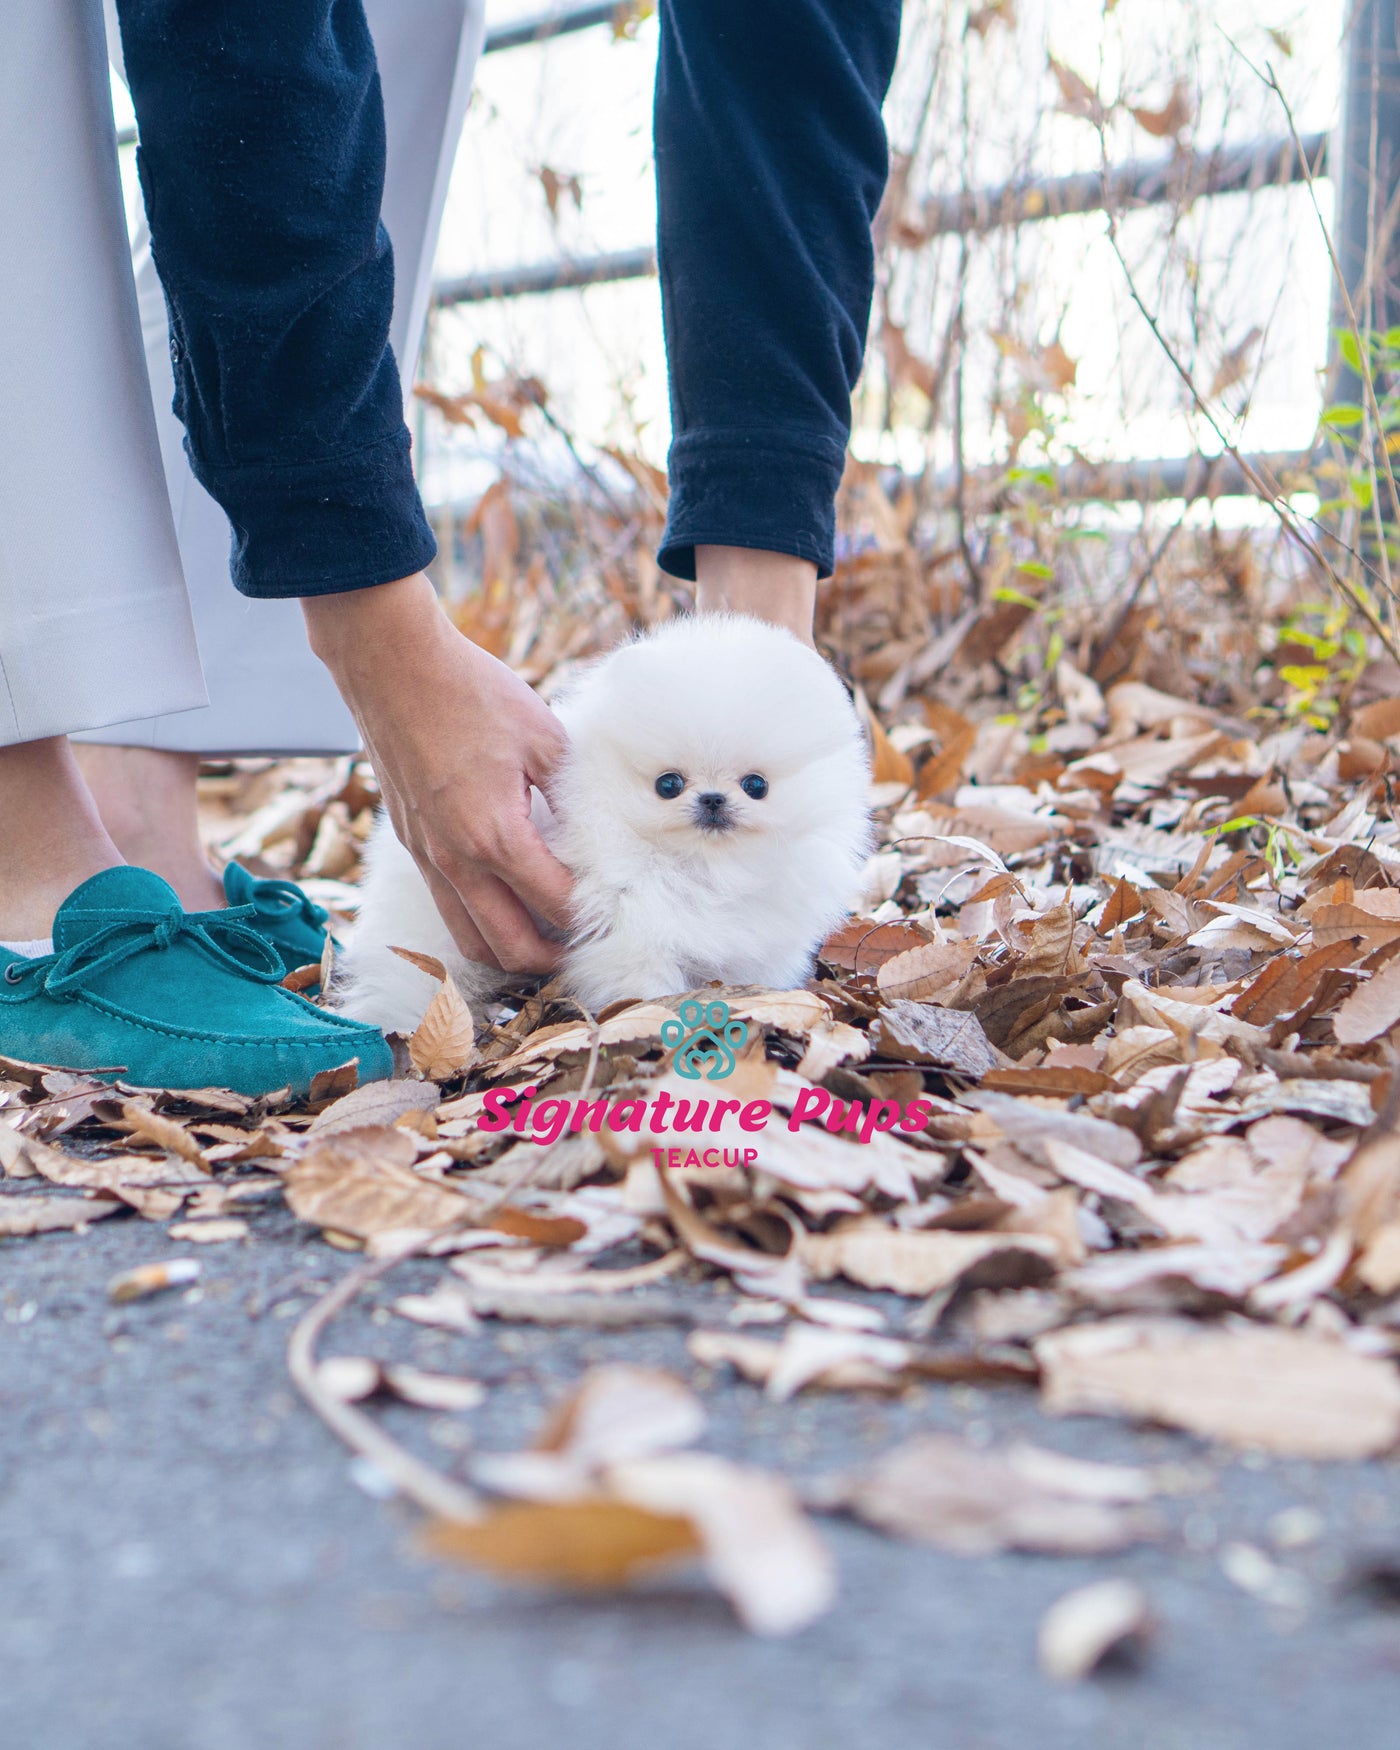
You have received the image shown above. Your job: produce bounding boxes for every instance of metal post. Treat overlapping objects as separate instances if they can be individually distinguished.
[1332,0,1400,373]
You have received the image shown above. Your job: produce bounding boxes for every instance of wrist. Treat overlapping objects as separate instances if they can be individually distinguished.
[302,572,445,671]
[693,545,817,643]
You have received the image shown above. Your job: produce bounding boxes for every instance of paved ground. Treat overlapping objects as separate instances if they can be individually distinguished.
[3,1203,1399,1750]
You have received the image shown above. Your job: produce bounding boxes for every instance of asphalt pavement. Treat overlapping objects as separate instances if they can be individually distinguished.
[2,1203,1399,1750]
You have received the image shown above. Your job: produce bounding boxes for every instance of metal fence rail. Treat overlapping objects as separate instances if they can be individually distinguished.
[435,245,656,306]
[484,1,637,54]
[937,449,1318,509]
[112,0,628,148]
[917,131,1327,239]
[432,132,1329,308]
[112,4,1365,514]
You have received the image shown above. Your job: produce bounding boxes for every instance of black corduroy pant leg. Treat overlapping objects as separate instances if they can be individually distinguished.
[111,0,437,601]
[654,0,903,583]
[114,0,899,600]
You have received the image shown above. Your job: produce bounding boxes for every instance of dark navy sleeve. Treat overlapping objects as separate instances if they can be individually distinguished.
[654,0,902,581]
[112,0,436,598]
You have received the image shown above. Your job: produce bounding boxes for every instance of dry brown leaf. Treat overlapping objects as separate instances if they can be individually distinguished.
[433,1362,832,1635]
[843,1435,1159,1556]
[536,163,584,220]
[1098,876,1144,933]
[690,1326,919,1399]
[452,1251,684,1299]
[1333,958,1400,1045]
[607,1453,837,1637]
[1208,326,1262,399]
[1049,56,1101,119]
[534,1366,706,1470]
[1357,1222,1400,1295]
[919,800,1060,859]
[966,1090,1142,1166]
[1118,980,1264,1053]
[485,1003,677,1077]
[1341,1122,1400,1244]
[1311,902,1400,954]
[821,919,932,973]
[0,1193,121,1236]
[283,1127,478,1238]
[423,1498,700,1588]
[795,1020,872,1080]
[865,713,914,788]
[317,1355,382,1401]
[1130,84,1192,138]
[487,1206,588,1248]
[882,322,937,399]
[393,1281,482,1334]
[916,723,977,801]
[1036,1319,1400,1458]
[1095,731,1228,790]
[750,1120,933,1202]
[981,1064,1114,1097]
[692,1324,1031,1398]
[876,939,980,1003]
[1350,696,1400,741]
[308,1060,359,1103]
[392,948,476,1079]
[1010,903,1080,977]
[385,1366,487,1412]
[309,1078,441,1135]
[117,1101,209,1166]
[1064,1241,1287,1305]
[1232,940,1359,1025]
[991,335,1078,397]
[318,1356,486,1411]
[800,1218,1057,1296]
[872,1002,1002,1077]
[2,1123,209,1212]
[659,1173,806,1298]
[726,989,829,1034]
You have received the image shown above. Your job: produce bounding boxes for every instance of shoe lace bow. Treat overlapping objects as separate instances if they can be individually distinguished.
[2,904,286,997]
[239,871,328,931]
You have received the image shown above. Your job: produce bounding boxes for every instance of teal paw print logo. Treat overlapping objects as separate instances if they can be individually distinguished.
[661,998,749,1081]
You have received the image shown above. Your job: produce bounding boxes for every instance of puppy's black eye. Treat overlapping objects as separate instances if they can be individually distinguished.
[739,773,769,800]
[654,771,685,800]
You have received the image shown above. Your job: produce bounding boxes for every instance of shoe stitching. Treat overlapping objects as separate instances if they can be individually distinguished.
[17,990,385,1054]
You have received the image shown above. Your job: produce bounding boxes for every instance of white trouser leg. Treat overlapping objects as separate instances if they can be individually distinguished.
[0,0,205,749]
[79,0,485,757]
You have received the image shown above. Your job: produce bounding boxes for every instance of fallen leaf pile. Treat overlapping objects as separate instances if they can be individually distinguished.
[10,545,1400,1646]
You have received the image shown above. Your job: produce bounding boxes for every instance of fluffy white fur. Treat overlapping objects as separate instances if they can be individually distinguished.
[334,614,873,1034]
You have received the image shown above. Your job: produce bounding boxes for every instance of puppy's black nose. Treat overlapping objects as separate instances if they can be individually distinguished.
[696,791,727,815]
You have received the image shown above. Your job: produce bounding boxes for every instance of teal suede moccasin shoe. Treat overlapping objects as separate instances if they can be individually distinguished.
[0,868,391,1097]
[222,860,334,977]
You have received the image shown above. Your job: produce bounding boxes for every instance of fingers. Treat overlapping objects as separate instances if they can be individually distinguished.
[424,859,563,975]
[363,640,574,977]
[431,785,574,935]
[463,867,564,973]
[419,864,499,970]
[525,713,570,784]
[490,822,575,932]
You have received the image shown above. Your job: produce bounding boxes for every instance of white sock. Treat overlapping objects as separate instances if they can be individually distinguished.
[0,938,53,959]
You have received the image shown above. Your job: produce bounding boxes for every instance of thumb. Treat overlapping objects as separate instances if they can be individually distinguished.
[527,719,569,786]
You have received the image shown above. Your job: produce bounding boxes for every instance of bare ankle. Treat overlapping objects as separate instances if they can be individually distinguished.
[71,744,225,912]
[0,740,122,940]
[693,546,818,644]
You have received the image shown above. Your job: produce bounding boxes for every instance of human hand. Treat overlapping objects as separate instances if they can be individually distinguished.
[303,573,573,972]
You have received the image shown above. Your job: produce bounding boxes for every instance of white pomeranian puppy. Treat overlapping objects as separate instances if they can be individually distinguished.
[334,614,873,1034]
